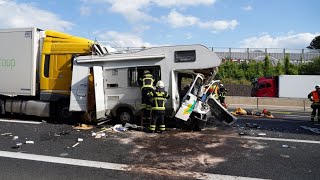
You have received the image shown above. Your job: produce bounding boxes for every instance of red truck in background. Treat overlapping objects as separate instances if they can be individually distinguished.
[251,75,320,98]
[251,77,278,97]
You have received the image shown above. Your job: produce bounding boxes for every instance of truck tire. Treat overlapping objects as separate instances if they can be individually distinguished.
[56,100,73,123]
[117,108,134,124]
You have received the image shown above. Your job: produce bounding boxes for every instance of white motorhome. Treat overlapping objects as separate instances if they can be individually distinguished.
[70,44,236,129]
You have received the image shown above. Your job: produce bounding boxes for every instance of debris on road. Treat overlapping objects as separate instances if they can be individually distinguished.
[25,141,34,144]
[258,133,266,136]
[72,124,93,130]
[72,142,80,148]
[1,133,12,136]
[77,138,83,142]
[231,108,274,118]
[300,126,320,134]
[12,136,19,140]
[59,153,69,157]
[12,142,23,149]
[282,145,289,148]
[112,124,128,132]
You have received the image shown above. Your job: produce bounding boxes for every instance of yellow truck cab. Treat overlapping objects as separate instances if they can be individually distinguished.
[0,27,94,120]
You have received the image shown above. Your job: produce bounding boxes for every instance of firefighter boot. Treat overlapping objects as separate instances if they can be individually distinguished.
[311,115,315,122]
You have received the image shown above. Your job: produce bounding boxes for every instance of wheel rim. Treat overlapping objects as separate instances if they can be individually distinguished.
[120,112,131,123]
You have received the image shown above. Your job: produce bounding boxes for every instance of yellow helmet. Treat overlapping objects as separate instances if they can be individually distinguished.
[156,80,164,88]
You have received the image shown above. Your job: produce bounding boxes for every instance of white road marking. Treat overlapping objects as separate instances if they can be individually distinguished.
[0,119,42,124]
[240,136,320,144]
[284,115,310,118]
[0,150,266,180]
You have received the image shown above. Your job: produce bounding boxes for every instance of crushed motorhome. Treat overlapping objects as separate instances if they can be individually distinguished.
[70,44,236,130]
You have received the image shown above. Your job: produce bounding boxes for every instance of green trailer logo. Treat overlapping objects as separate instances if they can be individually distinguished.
[0,58,15,70]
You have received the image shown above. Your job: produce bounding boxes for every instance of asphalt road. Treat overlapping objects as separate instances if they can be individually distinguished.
[0,110,319,180]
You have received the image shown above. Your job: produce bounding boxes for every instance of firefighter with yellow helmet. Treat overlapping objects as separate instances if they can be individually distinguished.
[147,80,170,133]
[140,70,155,122]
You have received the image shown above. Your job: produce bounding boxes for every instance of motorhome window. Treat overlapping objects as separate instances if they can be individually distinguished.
[128,68,138,87]
[190,78,202,96]
[129,66,161,87]
[107,84,118,88]
[44,55,50,78]
[174,50,196,62]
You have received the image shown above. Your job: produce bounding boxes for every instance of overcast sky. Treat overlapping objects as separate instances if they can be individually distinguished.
[1,0,319,49]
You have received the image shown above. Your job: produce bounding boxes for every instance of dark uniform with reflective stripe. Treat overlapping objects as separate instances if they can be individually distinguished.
[218,87,228,104]
[140,73,154,118]
[148,88,170,132]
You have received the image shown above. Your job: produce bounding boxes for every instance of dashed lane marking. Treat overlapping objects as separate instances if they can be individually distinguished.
[0,119,42,124]
[0,150,266,180]
[219,135,320,144]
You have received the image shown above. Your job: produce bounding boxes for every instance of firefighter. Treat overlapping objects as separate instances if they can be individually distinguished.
[308,85,320,122]
[147,80,170,133]
[140,70,155,122]
[218,84,228,107]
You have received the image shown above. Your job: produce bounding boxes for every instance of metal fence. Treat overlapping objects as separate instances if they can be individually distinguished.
[210,47,320,64]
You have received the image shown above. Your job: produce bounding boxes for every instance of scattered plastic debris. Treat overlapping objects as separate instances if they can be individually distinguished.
[1,133,12,136]
[112,124,128,132]
[25,141,34,144]
[72,142,80,148]
[282,145,289,148]
[239,132,247,136]
[77,138,83,142]
[91,132,97,137]
[280,154,290,158]
[12,136,19,140]
[73,124,93,130]
[300,126,320,134]
[258,133,266,136]
[59,153,69,157]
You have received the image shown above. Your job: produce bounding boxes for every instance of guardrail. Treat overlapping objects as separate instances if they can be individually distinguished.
[226,96,312,112]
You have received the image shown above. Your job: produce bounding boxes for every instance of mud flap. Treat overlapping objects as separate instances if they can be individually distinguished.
[207,98,237,124]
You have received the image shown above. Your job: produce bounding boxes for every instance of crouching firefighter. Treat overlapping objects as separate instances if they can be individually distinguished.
[147,80,170,133]
[140,70,155,123]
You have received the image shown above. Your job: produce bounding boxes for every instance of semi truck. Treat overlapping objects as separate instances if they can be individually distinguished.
[0,27,103,120]
[251,75,320,98]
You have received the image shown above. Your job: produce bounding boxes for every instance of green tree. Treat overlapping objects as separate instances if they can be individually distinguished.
[300,57,320,75]
[263,55,273,76]
[307,35,320,49]
[284,54,290,74]
[274,59,284,75]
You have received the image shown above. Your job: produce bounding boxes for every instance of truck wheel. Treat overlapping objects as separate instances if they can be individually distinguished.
[117,108,134,124]
[56,101,72,122]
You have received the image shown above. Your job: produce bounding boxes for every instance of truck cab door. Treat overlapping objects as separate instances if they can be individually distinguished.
[175,74,203,121]
[93,66,106,119]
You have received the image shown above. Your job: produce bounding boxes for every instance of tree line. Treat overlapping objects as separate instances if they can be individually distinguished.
[215,55,320,85]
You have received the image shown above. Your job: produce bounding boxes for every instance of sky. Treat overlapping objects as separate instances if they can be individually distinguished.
[0,0,319,49]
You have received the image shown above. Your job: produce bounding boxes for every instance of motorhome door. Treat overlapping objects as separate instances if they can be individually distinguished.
[175,74,203,121]
[93,66,106,119]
